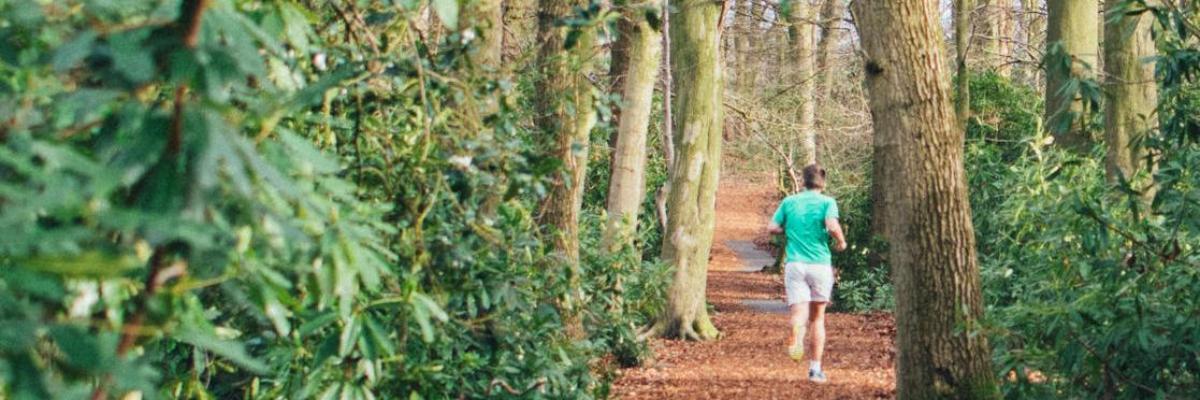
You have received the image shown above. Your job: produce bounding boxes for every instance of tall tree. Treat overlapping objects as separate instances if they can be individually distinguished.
[1045,0,1099,149]
[850,1,1000,398]
[1102,0,1157,186]
[787,0,817,164]
[955,0,974,124]
[647,0,725,341]
[815,0,844,102]
[534,0,599,330]
[604,2,663,252]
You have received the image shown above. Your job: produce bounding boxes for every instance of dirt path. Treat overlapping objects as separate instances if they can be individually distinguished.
[613,179,897,399]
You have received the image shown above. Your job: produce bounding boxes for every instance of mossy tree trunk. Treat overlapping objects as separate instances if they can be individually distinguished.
[603,2,664,252]
[1045,0,1099,150]
[1102,0,1157,189]
[787,0,817,165]
[535,0,599,336]
[851,1,1000,398]
[815,0,844,103]
[955,0,973,125]
[648,0,725,341]
[468,0,504,69]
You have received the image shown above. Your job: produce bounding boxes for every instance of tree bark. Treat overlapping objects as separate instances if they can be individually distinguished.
[604,2,663,252]
[534,0,598,336]
[649,0,724,341]
[469,0,504,69]
[815,0,844,103]
[1045,0,1099,150]
[1102,0,1157,187]
[787,0,817,165]
[850,1,1000,398]
[955,0,974,125]
[503,0,538,64]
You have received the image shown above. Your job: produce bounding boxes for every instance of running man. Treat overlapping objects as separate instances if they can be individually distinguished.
[767,164,847,384]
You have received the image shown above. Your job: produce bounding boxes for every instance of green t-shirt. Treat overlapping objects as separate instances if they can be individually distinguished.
[772,190,840,264]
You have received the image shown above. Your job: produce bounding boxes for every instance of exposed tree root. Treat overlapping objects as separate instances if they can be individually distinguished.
[641,312,721,341]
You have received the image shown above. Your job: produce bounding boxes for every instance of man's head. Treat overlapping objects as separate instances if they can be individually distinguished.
[803,164,826,190]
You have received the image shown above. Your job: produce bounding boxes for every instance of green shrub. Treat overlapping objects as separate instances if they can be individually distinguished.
[0,1,667,399]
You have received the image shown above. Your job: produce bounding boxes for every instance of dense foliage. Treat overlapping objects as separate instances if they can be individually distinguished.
[0,1,666,398]
[965,47,1199,398]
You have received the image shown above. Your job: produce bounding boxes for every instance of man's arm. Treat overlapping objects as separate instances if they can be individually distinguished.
[825,218,847,251]
[768,221,784,235]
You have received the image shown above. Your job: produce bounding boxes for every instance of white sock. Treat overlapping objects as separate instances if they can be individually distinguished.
[810,361,821,372]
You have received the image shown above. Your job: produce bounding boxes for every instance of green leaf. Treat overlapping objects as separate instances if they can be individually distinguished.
[109,30,156,83]
[175,325,269,374]
[17,250,142,278]
[410,292,447,343]
[49,325,113,373]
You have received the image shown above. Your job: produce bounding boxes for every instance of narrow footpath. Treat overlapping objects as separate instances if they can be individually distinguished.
[613,179,896,399]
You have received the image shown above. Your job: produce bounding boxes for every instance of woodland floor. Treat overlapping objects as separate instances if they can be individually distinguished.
[612,178,897,399]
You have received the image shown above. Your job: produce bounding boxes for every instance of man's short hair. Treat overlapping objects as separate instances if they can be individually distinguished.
[803,164,826,190]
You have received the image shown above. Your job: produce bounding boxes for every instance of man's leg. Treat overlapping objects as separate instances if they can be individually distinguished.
[807,301,828,367]
[789,302,810,360]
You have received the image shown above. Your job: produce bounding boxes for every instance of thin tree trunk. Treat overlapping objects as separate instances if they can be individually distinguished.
[535,0,598,337]
[850,1,1000,398]
[955,0,973,125]
[1017,0,1046,87]
[1102,0,1157,191]
[997,1,1013,76]
[815,0,843,102]
[656,0,674,232]
[648,0,724,341]
[787,0,817,165]
[604,2,663,252]
[743,0,767,94]
[1045,0,1099,150]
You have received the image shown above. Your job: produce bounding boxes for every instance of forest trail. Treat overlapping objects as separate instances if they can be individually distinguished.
[613,178,897,399]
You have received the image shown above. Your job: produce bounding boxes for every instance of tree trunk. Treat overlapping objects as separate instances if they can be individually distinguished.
[815,0,844,102]
[1102,0,1157,187]
[503,0,538,65]
[534,0,598,336]
[468,0,504,69]
[1045,0,1099,150]
[1018,0,1046,87]
[743,0,767,94]
[974,1,1014,74]
[955,0,974,125]
[850,1,1000,398]
[996,1,1013,76]
[604,3,663,252]
[649,0,724,341]
[787,0,817,165]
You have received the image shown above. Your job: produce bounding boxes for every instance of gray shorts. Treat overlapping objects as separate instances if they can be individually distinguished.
[784,262,834,305]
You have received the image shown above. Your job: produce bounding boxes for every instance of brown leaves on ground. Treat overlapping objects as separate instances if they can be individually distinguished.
[613,179,896,399]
